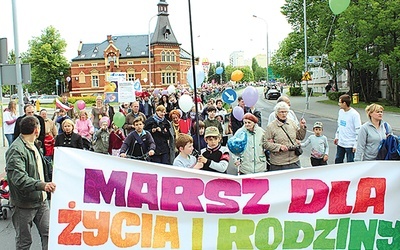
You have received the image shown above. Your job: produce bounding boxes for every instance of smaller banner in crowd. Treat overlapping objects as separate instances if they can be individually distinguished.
[49,148,400,249]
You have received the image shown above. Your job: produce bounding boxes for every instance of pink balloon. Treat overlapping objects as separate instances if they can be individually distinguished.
[77,100,86,110]
[242,86,259,107]
[232,106,244,121]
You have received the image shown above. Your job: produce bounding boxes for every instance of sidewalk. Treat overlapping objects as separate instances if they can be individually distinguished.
[287,94,400,133]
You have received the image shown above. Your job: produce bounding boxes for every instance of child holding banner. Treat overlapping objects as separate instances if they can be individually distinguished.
[173,133,203,169]
[120,117,155,161]
[198,126,230,173]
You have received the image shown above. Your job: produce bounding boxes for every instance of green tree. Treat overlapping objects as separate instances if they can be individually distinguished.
[251,58,266,81]
[270,32,303,85]
[25,26,69,94]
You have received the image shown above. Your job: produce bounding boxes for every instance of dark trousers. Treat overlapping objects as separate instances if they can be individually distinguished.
[151,153,170,165]
[12,201,49,250]
[311,157,328,166]
[335,145,355,164]
[269,160,301,171]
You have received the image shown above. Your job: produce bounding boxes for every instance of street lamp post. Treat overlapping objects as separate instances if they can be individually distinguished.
[60,72,64,94]
[253,15,269,83]
[303,0,309,109]
[148,14,157,88]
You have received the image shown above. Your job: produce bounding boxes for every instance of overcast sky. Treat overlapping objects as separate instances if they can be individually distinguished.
[0,0,293,64]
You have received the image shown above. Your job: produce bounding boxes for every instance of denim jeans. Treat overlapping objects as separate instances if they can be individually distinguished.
[5,133,13,146]
[335,145,355,164]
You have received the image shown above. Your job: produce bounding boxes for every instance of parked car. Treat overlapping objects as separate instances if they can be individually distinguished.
[37,95,59,104]
[265,89,281,100]
[11,94,18,100]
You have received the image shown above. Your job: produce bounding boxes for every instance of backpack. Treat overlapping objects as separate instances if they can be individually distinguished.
[376,122,400,160]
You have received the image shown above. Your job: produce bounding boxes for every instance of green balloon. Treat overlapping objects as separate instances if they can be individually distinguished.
[329,0,350,15]
[113,112,126,128]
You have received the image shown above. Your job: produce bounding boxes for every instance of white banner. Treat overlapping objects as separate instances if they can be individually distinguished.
[49,148,400,249]
[118,81,135,103]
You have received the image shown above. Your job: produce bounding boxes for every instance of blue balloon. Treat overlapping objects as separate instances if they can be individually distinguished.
[227,130,247,155]
[216,66,223,75]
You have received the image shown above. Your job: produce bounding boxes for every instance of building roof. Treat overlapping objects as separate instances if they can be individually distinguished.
[71,0,191,62]
[72,34,191,62]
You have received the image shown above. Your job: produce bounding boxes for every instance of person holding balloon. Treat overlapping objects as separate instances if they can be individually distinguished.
[230,97,246,134]
[234,113,266,174]
[197,126,230,173]
[262,102,307,171]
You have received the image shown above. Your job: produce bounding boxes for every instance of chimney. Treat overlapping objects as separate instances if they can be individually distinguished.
[77,41,83,56]
[107,35,112,41]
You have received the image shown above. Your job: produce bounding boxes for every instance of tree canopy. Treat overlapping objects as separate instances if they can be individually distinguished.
[272,0,400,105]
[25,26,69,94]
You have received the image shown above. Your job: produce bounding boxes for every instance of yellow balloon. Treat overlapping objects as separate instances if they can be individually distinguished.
[231,70,244,82]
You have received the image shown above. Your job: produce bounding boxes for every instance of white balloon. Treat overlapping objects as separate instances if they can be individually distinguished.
[167,84,176,94]
[187,65,205,89]
[178,94,194,112]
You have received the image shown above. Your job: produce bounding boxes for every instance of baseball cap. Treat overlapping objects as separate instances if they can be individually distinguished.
[204,126,220,138]
[313,122,323,129]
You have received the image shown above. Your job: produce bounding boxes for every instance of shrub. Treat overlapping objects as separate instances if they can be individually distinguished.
[67,96,97,105]
[289,87,303,96]
[327,91,346,101]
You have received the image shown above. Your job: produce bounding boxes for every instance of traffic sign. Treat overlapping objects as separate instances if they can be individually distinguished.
[222,88,237,104]
[302,71,312,81]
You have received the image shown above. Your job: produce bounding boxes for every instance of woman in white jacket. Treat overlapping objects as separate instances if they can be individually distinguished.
[234,113,267,174]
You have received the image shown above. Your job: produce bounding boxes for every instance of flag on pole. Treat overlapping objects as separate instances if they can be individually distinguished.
[133,79,142,92]
[55,99,73,111]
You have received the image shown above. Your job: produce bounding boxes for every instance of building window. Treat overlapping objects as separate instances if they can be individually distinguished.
[127,73,135,82]
[78,64,84,67]
[171,52,176,62]
[127,61,133,65]
[161,51,166,62]
[91,75,99,88]
[166,52,171,62]
[162,72,176,85]
[141,61,147,64]
[91,63,98,67]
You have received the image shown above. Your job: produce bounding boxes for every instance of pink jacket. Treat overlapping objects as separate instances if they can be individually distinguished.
[74,119,94,139]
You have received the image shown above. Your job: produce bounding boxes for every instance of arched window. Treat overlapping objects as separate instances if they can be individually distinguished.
[161,51,166,62]
[166,52,171,62]
[171,51,176,62]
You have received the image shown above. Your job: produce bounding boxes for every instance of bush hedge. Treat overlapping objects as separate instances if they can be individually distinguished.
[65,96,97,105]
[289,87,303,96]
[327,91,347,101]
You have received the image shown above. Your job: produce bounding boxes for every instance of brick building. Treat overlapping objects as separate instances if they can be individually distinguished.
[69,0,194,96]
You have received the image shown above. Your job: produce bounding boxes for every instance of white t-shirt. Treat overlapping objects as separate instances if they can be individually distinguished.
[3,110,18,134]
[335,108,361,148]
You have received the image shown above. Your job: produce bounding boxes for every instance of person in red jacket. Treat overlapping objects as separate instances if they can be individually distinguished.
[109,122,125,155]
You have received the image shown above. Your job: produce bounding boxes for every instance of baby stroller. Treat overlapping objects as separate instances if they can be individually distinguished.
[0,178,12,220]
